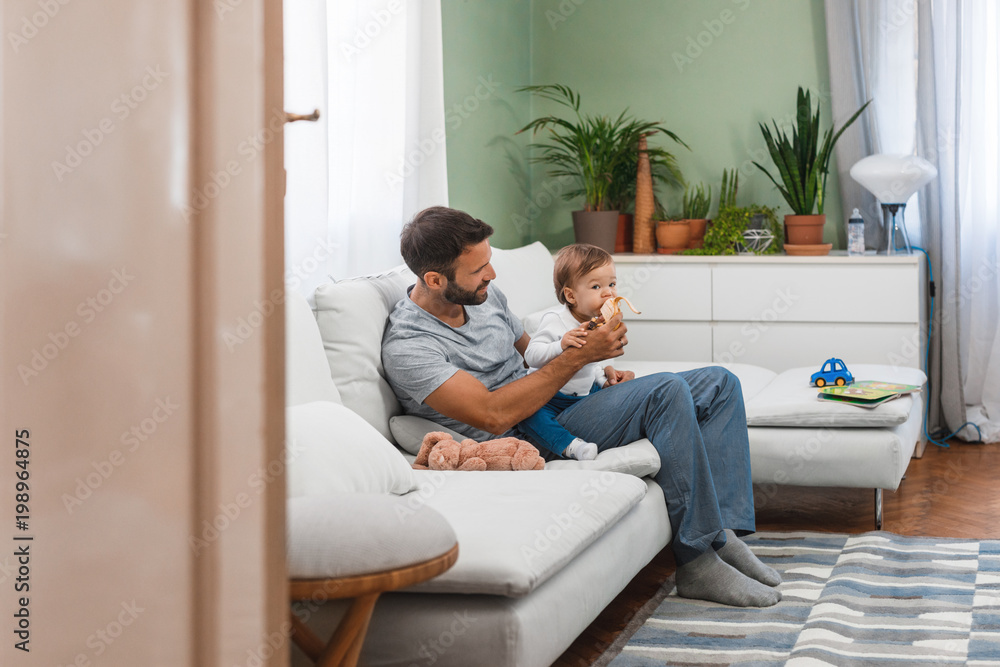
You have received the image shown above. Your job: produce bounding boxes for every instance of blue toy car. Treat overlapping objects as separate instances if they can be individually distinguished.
[811,357,854,387]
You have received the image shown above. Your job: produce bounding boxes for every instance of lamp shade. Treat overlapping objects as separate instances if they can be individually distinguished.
[849,154,937,203]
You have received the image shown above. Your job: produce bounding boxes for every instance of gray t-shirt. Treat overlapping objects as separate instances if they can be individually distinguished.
[382,284,526,441]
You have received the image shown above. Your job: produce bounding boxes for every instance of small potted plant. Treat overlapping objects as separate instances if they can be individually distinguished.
[704,168,739,248]
[753,87,870,249]
[657,183,710,254]
[684,204,781,256]
[517,84,686,254]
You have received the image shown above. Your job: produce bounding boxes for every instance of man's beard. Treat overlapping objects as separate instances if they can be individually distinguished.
[444,280,489,306]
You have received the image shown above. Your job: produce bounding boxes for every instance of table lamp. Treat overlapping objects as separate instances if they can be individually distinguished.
[849,154,937,255]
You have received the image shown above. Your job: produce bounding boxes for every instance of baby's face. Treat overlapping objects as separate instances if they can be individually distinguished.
[566,262,617,319]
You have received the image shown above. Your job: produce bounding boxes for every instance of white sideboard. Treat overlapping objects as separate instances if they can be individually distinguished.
[613,252,927,373]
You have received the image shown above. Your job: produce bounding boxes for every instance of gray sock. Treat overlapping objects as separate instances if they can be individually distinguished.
[716,529,781,587]
[675,549,781,607]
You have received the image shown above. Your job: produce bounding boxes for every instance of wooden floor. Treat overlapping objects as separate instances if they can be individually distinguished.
[552,439,1000,666]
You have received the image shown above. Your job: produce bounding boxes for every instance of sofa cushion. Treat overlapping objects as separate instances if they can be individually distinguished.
[618,361,778,404]
[286,291,342,407]
[390,415,465,455]
[314,266,416,440]
[391,416,661,477]
[544,440,661,477]
[404,469,647,596]
[489,242,557,321]
[287,401,416,497]
[750,390,923,491]
[746,364,927,427]
[287,493,456,579]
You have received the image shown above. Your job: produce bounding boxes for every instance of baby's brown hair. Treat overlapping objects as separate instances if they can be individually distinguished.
[553,243,613,306]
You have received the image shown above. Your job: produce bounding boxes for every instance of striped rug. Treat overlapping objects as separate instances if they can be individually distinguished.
[604,531,1000,665]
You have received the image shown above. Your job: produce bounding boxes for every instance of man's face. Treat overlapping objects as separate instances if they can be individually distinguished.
[443,240,496,306]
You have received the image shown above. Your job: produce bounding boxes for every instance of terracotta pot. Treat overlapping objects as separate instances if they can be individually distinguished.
[655,220,690,254]
[572,210,619,254]
[615,213,634,253]
[684,218,708,249]
[784,214,826,245]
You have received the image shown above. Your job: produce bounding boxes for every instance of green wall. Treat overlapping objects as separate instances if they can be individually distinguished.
[443,0,848,249]
[441,0,534,249]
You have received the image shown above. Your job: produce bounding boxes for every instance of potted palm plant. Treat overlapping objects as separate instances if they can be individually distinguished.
[753,87,870,248]
[517,84,686,253]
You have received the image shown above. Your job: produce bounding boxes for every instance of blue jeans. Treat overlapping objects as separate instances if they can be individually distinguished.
[518,387,599,455]
[532,368,755,564]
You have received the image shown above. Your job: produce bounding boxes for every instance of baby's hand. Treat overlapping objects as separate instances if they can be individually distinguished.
[561,327,588,350]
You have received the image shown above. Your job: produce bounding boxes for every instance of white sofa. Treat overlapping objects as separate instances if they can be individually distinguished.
[285,242,925,667]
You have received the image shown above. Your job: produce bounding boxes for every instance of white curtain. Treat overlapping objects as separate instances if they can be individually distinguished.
[950,1,1000,441]
[284,0,449,299]
[827,0,1000,442]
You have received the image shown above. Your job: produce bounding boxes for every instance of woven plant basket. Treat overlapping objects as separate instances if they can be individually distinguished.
[633,135,656,254]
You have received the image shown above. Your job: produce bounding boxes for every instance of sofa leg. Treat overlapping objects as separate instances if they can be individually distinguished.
[874,488,883,531]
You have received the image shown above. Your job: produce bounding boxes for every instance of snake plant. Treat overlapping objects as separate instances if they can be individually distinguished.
[753,87,870,215]
[682,183,712,219]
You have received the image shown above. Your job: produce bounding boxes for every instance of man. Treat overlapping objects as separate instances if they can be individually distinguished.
[382,206,781,607]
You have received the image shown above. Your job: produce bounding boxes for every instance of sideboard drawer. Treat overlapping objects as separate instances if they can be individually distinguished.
[712,322,921,372]
[615,264,711,321]
[712,264,919,323]
[620,322,712,362]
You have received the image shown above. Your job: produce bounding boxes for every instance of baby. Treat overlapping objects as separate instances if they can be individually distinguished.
[518,244,634,460]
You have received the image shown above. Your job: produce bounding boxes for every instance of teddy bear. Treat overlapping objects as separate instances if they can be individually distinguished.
[412,431,546,471]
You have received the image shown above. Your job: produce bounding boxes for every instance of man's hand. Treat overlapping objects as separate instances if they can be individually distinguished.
[603,366,635,387]
[423,315,627,435]
[561,325,589,350]
[569,312,627,363]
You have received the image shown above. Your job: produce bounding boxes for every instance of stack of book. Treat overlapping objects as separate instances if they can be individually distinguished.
[817,381,923,409]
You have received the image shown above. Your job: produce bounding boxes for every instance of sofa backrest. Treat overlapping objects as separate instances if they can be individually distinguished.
[313,265,416,440]
[309,242,559,439]
[286,290,342,407]
[488,241,558,322]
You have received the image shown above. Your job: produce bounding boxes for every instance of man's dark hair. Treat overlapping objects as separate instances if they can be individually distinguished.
[400,206,494,281]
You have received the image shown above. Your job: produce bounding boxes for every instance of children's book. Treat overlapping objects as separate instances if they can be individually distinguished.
[850,380,922,395]
[817,381,922,409]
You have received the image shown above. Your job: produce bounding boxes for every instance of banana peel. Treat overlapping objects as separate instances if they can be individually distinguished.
[587,296,640,331]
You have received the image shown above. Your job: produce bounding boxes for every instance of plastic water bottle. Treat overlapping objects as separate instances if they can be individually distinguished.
[847,208,865,256]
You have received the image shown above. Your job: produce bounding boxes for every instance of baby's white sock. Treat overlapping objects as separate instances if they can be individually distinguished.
[565,438,598,461]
